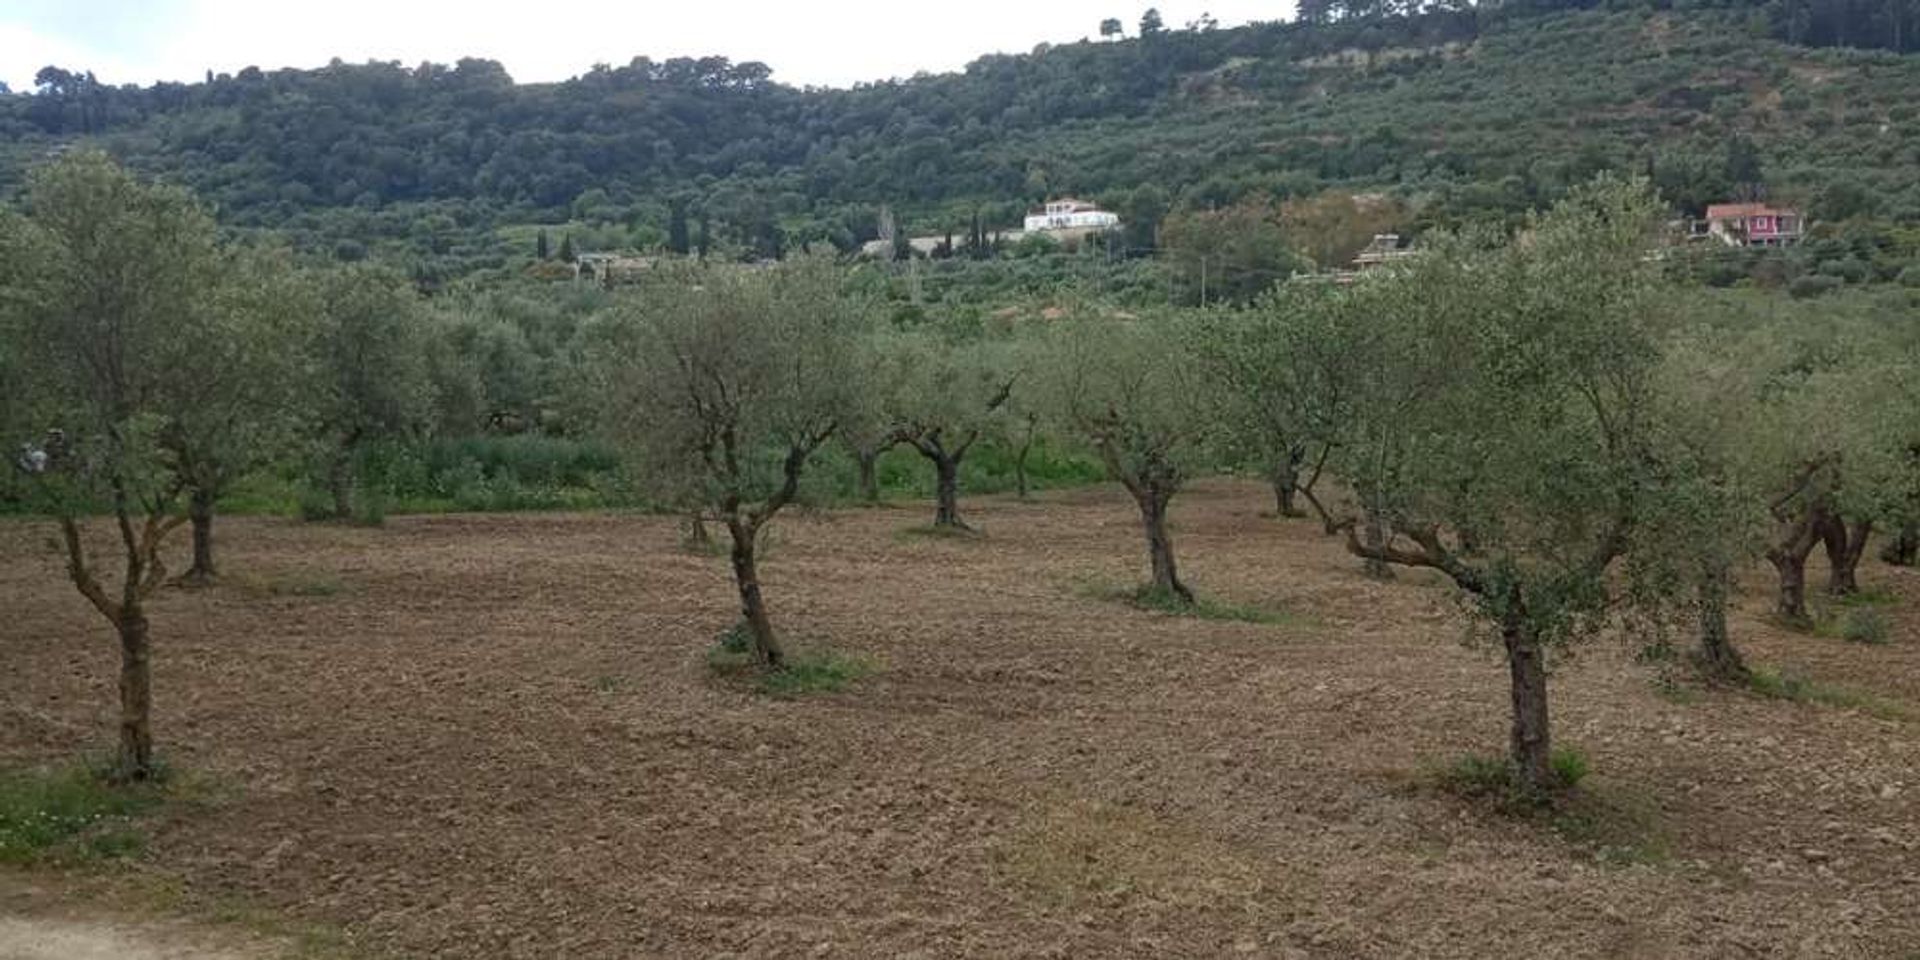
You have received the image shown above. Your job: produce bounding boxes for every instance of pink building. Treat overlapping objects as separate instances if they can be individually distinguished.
[1703,203,1804,248]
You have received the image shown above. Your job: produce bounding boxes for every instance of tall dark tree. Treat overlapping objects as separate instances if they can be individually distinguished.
[668,199,691,255]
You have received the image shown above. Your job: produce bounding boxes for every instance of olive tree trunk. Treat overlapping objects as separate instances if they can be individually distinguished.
[184,487,216,582]
[116,607,155,779]
[1881,523,1918,567]
[1500,606,1554,796]
[1014,416,1037,500]
[1136,485,1191,603]
[328,448,354,520]
[1271,448,1305,518]
[1768,512,1821,623]
[1695,561,1749,682]
[855,449,881,504]
[725,516,782,668]
[932,454,964,527]
[1362,507,1394,580]
[904,431,975,529]
[1819,515,1872,597]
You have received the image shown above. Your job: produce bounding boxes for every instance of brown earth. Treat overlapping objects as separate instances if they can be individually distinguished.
[2,480,1917,958]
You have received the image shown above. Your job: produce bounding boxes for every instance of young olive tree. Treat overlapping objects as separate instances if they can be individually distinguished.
[307,265,434,521]
[1338,178,1671,796]
[1033,309,1211,603]
[591,261,870,667]
[1192,285,1354,526]
[885,331,1012,528]
[1626,327,1784,682]
[165,251,316,581]
[0,152,224,780]
[837,333,909,505]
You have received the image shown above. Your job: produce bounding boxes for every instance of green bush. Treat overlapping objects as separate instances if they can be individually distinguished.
[1841,607,1890,645]
[1788,275,1843,299]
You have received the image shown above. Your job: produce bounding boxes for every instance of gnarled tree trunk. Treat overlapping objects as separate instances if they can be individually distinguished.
[184,487,216,582]
[1768,511,1821,623]
[1695,561,1749,682]
[726,516,782,668]
[1271,447,1305,518]
[1819,514,1872,596]
[904,430,974,529]
[1137,485,1191,603]
[1501,606,1553,796]
[932,454,963,527]
[1362,507,1394,580]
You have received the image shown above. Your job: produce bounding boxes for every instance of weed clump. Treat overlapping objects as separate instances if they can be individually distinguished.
[0,763,167,864]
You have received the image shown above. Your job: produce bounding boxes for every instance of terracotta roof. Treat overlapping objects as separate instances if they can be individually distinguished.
[1705,203,1795,220]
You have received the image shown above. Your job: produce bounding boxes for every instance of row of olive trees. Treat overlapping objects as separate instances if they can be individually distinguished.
[0,154,434,779]
[11,159,1915,801]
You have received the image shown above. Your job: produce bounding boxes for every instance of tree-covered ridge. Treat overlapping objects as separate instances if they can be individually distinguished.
[1,3,1913,278]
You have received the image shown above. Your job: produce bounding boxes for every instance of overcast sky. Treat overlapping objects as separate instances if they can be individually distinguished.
[2,0,1295,92]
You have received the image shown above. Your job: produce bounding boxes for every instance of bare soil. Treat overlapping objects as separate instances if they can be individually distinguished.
[2,481,1917,958]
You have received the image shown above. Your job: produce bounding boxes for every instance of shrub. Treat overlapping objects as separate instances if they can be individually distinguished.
[1551,748,1591,788]
[1841,607,1890,645]
[1788,275,1843,299]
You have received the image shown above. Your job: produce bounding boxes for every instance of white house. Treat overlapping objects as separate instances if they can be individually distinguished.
[1023,199,1121,233]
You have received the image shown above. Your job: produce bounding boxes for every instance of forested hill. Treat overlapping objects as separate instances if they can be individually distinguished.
[2,1,1915,276]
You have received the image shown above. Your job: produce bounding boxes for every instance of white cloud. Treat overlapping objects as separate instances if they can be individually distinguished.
[5,0,1294,91]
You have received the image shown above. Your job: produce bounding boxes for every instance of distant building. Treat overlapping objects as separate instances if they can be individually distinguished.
[574,252,655,284]
[1702,203,1804,248]
[1023,199,1121,233]
[1352,233,1416,270]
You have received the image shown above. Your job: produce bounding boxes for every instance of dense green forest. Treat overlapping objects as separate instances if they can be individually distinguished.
[1,1,1916,282]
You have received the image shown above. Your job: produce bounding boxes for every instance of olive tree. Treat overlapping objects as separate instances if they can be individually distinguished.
[165,251,316,581]
[885,330,1012,528]
[1337,178,1671,796]
[1192,286,1354,526]
[1714,306,1920,621]
[590,261,870,667]
[0,152,223,780]
[307,265,434,521]
[1033,309,1211,602]
[837,334,909,505]
[1626,328,1781,682]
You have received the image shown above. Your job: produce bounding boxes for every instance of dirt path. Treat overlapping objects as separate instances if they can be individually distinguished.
[0,917,261,960]
[2,480,1917,957]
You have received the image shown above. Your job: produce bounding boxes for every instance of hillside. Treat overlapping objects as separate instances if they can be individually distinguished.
[2,4,1916,277]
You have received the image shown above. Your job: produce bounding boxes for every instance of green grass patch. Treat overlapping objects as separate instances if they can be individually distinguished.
[1434,747,1591,801]
[0,763,168,865]
[230,571,345,598]
[1748,667,1910,719]
[757,653,873,697]
[1833,586,1900,608]
[705,625,873,697]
